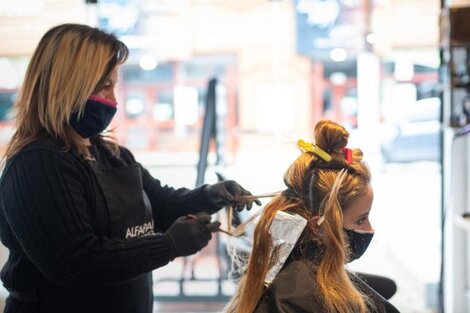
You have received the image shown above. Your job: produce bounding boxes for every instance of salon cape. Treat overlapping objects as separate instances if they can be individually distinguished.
[254,259,401,313]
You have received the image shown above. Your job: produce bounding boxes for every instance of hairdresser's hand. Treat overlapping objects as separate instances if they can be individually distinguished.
[204,180,261,213]
[165,212,220,258]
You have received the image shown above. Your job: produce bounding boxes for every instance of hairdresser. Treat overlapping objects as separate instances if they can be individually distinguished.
[0,23,260,313]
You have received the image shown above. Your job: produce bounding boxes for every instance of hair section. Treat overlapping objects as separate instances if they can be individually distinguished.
[224,120,373,313]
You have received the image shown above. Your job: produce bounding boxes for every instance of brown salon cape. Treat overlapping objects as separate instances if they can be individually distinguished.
[254,259,401,313]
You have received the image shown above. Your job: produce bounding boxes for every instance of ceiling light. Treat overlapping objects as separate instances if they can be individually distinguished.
[330,48,348,62]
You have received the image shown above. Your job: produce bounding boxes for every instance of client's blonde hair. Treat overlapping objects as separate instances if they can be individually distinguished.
[225,120,373,313]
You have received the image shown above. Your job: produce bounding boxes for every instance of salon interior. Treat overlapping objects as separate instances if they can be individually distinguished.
[1,0,470,312]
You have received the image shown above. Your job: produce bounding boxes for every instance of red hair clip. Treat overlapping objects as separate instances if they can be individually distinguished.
[343,148,353,163]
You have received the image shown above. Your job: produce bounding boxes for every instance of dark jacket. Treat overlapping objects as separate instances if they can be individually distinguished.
[254,259,401,313]
[0,139,210,313]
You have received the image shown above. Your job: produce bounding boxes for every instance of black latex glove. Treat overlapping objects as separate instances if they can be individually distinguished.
[164,212,220,258]
[204,180,261,213]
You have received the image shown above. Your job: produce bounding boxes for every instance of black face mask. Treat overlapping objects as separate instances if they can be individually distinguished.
[71,96,117,138]
[344,228,374,262]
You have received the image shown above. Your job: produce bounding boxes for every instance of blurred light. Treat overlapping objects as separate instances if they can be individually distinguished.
[297,0,340,28]
[125,98,145,117]
[329,72,347,85]
[139,56,158,71]
[330,48,348,62]
[153,102,173,122]
[366,33,376,45]
[394,59,414,81]
[174,86,199,126]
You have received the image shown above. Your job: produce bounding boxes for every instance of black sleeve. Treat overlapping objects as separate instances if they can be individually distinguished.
[0,148,174,289]
[119,147,210,231]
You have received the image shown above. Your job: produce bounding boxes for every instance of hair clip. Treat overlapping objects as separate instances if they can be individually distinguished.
[297,139,332,162]
[342,148,353,163]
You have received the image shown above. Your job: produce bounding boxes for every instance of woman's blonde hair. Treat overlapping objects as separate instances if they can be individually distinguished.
[225,120,373,313]
[4,23,128,161]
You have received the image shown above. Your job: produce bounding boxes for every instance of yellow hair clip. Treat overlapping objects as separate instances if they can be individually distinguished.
[297,139,332,162]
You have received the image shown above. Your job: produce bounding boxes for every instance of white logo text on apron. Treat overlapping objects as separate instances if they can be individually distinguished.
[125,221,155,238]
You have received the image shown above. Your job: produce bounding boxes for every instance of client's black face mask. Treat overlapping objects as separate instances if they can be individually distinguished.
[344,228,374,262]
[71,96,117,138]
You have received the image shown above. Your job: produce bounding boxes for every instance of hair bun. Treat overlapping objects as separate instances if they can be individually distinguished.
[313,120,349,152]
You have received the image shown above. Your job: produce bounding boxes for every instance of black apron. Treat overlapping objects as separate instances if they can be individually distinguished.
[6,155,156,313]
[73,160,156,313]
[90,162,155,239]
